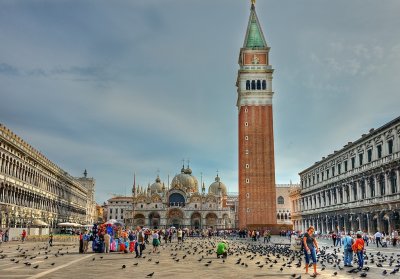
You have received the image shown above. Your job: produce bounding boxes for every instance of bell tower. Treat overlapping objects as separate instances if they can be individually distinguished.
[237,0,277,229]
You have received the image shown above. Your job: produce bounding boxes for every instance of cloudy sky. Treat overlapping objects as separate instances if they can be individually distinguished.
[1,0,399,203]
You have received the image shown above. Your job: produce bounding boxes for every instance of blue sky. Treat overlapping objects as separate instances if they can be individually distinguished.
[1,0,400,203]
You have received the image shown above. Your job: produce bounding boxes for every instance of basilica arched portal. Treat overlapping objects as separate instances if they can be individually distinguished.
[167,208,184,228]
[205,213,218,229]
[191,212,202,229]
[133,213,145,227]
[149,212,161,229]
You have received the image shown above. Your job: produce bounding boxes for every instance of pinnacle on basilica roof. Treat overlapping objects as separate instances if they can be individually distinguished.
[243,0,267,48]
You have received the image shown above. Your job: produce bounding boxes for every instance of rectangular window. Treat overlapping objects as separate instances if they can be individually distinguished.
[321,172,324,180]
[344,161,348,172]
[313,176,315,184]
[332,167,335,177]
[359,153,363,166]
[351,157,355,169]
[121,209,123,214]
[338,163,341,174]
[377,145,382,158]
[367,149,372,162]
[109,208,112,214]
[317,174,319,182]
[245,136,248,140]
[245,164,249,168]
[327,169,329,178]
[245,122,248,126]
[245,178,249,183]
[388,139,393,154]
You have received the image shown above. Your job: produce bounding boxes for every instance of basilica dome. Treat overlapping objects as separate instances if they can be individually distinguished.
[150,176,163,194]
[208,174,227,196]
[171,166,199,193]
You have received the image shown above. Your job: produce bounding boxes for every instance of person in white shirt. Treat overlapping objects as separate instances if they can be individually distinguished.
[374,231,383,247]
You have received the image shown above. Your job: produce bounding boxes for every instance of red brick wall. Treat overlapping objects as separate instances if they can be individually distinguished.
[238,105,277,228]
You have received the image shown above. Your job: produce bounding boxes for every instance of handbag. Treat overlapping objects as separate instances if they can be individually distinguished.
[141,243,146,251]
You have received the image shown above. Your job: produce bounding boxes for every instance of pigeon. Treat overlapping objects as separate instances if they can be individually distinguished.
[33,265,39,269]
[122,265,126,269]
[133,263,139,266]
[51,263,55,266]
[147,272,155,277]
[360,272,367,277]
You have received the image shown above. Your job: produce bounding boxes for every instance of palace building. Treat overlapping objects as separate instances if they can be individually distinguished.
[0,123,97,230]
[291,116,400,234]
[237,0,277,229]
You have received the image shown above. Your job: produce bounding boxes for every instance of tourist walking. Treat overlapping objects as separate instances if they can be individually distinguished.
[336,230,342,247]
[177,229,183,243]
[392,230,398,247]
[342,232,354,267]
[135,226,145,258]
[331,231,337,246]
[21,229,27,243]
[352,233,365,270]
[303,226,320,276]
[48,233,53,247]
[104,232,111,253]
[152,230,160,252]
[0,230,3,246]
[374,231,383,247]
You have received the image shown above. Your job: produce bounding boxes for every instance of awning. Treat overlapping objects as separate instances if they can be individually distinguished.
[33,219,49,227]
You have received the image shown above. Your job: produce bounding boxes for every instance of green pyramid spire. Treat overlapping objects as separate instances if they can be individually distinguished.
[244,3,267,48]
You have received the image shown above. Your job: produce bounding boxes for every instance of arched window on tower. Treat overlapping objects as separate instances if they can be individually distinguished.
[246,80,250,90]
[262,80,266,90]
[277,196,284,204]
[256,80,261,90]
[277,213,280,220]
[251,80,256,90]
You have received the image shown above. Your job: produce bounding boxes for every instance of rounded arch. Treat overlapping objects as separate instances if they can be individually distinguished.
[134,213,145,227]
[148,211,161,228]
[167,208,184,228]
[205,212,218,229]
[277,196,284,204]
[168,192,185,206]
[191,212,202,229]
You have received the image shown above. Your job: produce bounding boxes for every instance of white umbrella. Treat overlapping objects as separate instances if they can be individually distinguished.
[33,219,49,227]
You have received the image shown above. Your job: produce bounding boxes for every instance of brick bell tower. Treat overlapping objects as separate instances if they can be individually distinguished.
[237,0,277,229]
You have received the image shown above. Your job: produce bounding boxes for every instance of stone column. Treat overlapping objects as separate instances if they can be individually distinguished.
[396,169,400,193]
[366,179,371,198]
[385,172,390,195]
[349,184,354,202]
[356,180,361,201]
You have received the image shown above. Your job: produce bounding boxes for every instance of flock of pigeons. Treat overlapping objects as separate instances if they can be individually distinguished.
[1,238,400,278]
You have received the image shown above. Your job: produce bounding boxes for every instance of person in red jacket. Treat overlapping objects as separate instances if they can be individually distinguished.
[352,233,365,270]
[21,229,27,243]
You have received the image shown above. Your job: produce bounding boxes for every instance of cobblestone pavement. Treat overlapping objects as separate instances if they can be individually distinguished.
[0,236,399,279]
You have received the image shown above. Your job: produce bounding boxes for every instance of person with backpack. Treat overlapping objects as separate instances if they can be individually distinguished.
[342,232,354,267]
[352,233,365,270]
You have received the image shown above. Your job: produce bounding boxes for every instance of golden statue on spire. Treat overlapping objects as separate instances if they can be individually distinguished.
[251,0,256,5]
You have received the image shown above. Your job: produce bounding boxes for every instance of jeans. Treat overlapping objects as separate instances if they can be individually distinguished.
[376,237,382,247]
[134,242,143,257]
[336,238,342,246]
[304,247,317,264]
[343,249,353,265]
[356,251,364,269]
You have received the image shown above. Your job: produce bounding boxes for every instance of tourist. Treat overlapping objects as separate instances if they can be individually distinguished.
[83,231,90,253]
[392,230,398,247]
[303,226,320,276]
[352,233,365,270]
[331,231,337,246]
[362,232,369,246]
[4,229,9,242]
[49,232,53,247]
[0,230,3,246]
[135,226,145,258]
[336,229,342,247]
[104,232,111,253]
[21,229,27,243]
[177,228,183,243]
[374,231,383,247]
[342,232,354,267]
[79,232,84,253]
[216,240,228,258]
[152,230,160,252]
[263,230,269,243]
